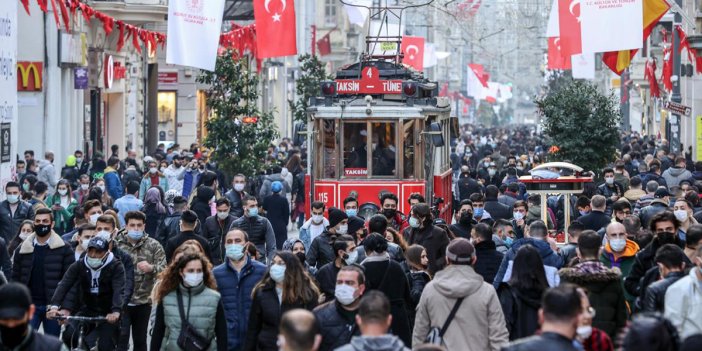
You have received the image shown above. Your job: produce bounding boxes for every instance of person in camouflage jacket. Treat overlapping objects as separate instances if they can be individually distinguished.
[115,210,167,351]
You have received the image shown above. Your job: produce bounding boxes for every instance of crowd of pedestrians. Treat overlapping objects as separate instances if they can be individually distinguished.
[0,131,701,351]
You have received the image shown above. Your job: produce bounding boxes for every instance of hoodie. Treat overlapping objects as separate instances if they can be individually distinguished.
[412,264,509,350]
[335,335,410,351]
[662,166,692,187]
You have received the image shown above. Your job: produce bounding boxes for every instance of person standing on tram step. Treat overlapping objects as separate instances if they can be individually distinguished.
[263,181,290,250]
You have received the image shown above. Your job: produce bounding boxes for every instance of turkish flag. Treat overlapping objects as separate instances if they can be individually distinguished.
[254,0,297,58]
[317,32,332,56]
[558,0,581,57]
[401,36,425,71]
[547,37,572,70]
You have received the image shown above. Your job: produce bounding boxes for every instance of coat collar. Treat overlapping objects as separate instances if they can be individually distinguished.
[19,232,66,254]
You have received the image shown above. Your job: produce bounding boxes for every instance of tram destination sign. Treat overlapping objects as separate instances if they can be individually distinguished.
[336,67,403,95]
[663,101,691,116]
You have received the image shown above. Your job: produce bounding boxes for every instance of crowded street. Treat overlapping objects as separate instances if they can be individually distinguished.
[1,0,702,351]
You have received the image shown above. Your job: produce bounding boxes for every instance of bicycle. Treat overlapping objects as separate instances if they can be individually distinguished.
[55,315,107,351]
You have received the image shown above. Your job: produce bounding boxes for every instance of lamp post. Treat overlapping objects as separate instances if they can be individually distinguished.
[670,0,683,154]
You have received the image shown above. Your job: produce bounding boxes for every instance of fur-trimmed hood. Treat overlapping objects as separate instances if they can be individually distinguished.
[558,261,621,292]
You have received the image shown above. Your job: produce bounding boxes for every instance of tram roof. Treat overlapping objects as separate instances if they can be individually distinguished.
[308,97,451,120]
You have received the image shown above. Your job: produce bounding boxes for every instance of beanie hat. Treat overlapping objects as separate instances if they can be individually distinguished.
[65,155,76,167]
[327,207,348,228]
[347,216,365,235]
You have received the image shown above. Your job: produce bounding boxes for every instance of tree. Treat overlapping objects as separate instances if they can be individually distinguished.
[289,54,331,123]
[535,80,621,173]
[197,50,279,177]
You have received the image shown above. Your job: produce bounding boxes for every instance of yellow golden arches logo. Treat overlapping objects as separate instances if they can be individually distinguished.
[17,62,43,91]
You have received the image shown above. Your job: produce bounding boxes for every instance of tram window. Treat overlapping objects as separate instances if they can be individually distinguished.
[403,120,415,179]
[322,120,337,178]
[371,122,396,176]
[343,122,368,177]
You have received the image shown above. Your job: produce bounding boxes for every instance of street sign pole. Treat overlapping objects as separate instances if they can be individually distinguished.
[671,0,683,154]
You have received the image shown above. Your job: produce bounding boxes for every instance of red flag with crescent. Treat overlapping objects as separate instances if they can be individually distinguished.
[254,0,297,58]
[558,0,582,57]
[401,36,425,72]
[547,37,572,70]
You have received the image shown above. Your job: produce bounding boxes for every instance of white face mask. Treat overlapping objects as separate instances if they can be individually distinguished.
[58,189,68,196]
[605,177,614,185]
[337,224,348,235]
[233,183,245,192]
[335,284,357,305]
[80,184,89,191]
[89,213,102,225]
[311,214,323,223]
[576,325,592,339]
[344,250,358,265]
[217,211,229,220]
[97,185,105,192]
[81,239,90,251]
[674,209,688,222]
[149,167,158,174]
[183,272,204,287]
[609,238,627,252]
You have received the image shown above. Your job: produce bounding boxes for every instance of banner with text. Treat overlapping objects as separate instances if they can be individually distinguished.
[0,0,17,195]
[167,0,226,71]
[581,0,643,53]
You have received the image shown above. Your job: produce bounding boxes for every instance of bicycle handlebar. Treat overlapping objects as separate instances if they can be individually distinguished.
[55,315,108,323]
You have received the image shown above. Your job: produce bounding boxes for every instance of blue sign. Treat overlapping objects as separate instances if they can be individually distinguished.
[74,67,88,90]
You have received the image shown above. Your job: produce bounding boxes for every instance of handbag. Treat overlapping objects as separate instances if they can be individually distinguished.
[176,289,212,351]
[424,297,464,345]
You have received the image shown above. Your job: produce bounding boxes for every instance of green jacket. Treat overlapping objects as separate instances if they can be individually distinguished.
[160,284,221,351]
[115,233,166,305]
[45,195,77,232]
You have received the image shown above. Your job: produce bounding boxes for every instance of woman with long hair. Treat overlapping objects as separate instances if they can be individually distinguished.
[244,251,319,351]
[89,178,113,209]
[497,245,549,340]
[45,179,78,234]
[314,234,357,304]
[142,187,168,236]
[9,220,34,256]
[150,253,227,350]
[385,227,408,252]
[404,244,431,328]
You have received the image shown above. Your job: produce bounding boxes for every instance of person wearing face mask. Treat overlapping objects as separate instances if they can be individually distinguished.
[406,204,450,275]
[114,211,166,351]
[11,208,74,338]
[558,231,627,338]
[245,252,320,351]
[282,238,317,275]
[71,174,92,204]
[573,288,614,351]
[664,245,702,339]
[70,224,96,262]
[625,211,687,298]
[263,181,291,251]
[46,236,124,349]
[314,265,367,351]
[162,155,185,193]
[0,182,35,244]
[0,283,64,350]
[315,235,357,304]
[379,193,408,232]
[229,195,277,263]
[8,220,34,259]
[403,245,430,329]
[501,284,582,351]
[597,168,625,217]
[456,166,482,202]
[640,244,687,313]
[165,210,212,263]
[450,200,476,240]
[138,160,168,201]
[214,228,267,351]
[299,202,330,249]
[471,223,505,286]
[103,157,124,200]
[203,198,238,266]
[673,199,697,242]
[638,188,671,229]
[307,208,348,269]
[150,253,228,351]
[224,174,248,218]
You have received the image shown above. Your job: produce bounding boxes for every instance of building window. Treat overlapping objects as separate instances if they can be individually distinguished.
[325,0,337,26]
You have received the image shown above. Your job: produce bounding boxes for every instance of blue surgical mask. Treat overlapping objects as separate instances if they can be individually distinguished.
[345,209,357,217]
[127,230,144,241]
[226,244,245,261]
[579,210,589,216]
[504,237,514,247]
[409,217,420,228]
[474,208,484,218]
[247,207,259,217]
[270,264,286,283]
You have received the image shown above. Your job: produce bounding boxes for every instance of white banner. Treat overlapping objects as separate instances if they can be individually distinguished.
[581,0,643,53]
[546,0,559,37]
[167,0,226,71]
[0,0,17,194]
[572,53,595,80]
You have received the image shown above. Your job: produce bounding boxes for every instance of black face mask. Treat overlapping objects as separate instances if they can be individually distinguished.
[382,208,396,219]
[35,224,51,237]
[295,252,307,265]
[0,321,28,348]
[657,232,678,245]
[459,213,472,225]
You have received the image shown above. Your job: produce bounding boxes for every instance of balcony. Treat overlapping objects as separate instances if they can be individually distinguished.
[89,0,167,24]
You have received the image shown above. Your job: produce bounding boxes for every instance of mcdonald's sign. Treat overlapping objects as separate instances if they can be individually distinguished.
[17,62,43,91]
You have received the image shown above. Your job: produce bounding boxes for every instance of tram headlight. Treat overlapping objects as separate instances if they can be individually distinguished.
[321,81,336,96]
[402,82,418,98]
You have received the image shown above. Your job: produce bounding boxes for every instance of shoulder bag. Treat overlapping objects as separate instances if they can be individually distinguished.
[176,289,212,351]
[424,297,465,345]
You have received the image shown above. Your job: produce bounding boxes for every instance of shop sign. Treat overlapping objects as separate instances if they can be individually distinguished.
[158,71,178,86]
[74,67,88,90]
[103,55,126,89]
[1,123,10,163]
[16,61,42,91]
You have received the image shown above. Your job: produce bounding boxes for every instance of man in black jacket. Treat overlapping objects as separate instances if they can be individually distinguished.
[502,284,581,351]
[0,182,35,243]
[471,223,504,285]
[484,185,511,221]
[11,208,74,337]
[156,195,187,246]
[48,236,125,350]
[0,283,64,351]
[224,174,247,218]
[576,195,611,232]
[263,181,290,250]
[229,195,276,263]
[640,244,687,313]
[203,198,237,265]
[314,265,366,351]
[165,210,212,262]
[457,166,482,202]
[450,199,475,239]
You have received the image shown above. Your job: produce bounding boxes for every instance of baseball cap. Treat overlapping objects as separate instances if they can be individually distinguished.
[445,238,474,264]
[0,283,32,319]
[88,236,109,251]
[654,188,671,199]
[271,181,283,193]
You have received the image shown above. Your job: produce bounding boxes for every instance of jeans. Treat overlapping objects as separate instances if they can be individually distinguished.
[117,304,151,351]
[30,305,61,337]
